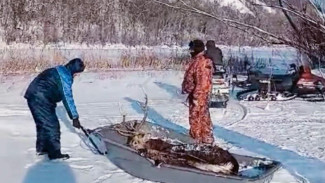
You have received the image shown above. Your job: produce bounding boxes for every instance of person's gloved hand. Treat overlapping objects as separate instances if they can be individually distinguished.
[73,118,81,129]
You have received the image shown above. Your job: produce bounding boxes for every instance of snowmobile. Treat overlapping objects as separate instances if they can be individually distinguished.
[234,63,299,92]
[294,66,325,101]
[210,66,230,108]
[236,63,325,102]
[237,65,298,102]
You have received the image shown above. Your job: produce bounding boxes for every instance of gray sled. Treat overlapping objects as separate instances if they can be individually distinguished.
[88,121,281,183]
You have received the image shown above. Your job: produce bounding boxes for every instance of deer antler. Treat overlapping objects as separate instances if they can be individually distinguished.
[135,87,149,132]
[118,101,127,123]
[113,87,149,137]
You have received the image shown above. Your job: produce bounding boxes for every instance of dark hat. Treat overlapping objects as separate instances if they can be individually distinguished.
[65,58,85,75]
[206,40,216,48]
[189,39,205,57]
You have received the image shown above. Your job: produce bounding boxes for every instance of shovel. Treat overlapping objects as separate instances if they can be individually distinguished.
[80,125,106,155]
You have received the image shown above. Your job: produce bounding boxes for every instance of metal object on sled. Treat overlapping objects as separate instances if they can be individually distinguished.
[90,121,281,183]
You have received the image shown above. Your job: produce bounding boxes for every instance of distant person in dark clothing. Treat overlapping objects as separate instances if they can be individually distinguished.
[205,40,223,73]
[24,58,85,160]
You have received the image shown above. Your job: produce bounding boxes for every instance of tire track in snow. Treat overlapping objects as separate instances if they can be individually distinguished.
[210,100,248,127]
[94,174,112,183]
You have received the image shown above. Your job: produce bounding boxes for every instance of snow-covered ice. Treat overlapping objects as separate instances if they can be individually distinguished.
[1,71,324,183]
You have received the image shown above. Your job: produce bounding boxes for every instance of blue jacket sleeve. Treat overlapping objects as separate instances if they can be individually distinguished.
[56,66,79,120]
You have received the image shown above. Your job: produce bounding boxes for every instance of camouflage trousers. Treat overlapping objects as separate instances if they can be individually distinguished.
[188,95,214,144]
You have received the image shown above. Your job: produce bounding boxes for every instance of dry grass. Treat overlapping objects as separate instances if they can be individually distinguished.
[119,50,189,70]
[0,48,190,74]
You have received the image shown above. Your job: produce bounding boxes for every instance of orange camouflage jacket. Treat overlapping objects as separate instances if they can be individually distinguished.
[182,52,213,100]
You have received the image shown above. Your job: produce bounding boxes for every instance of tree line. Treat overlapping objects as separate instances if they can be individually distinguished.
[0,0,289,46]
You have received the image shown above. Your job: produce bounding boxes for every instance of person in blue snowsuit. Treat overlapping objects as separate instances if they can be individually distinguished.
[24,58,85,160]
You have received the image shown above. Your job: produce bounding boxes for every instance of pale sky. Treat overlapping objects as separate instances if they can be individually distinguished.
[312,0,325,15]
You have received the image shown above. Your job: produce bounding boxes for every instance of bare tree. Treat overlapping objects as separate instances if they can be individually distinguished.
[152,0,325,65]
[0,0,288,46]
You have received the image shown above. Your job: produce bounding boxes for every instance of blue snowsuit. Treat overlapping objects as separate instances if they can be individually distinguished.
[24,59,84,157]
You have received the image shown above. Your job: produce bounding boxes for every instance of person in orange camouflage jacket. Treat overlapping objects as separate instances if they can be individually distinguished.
[182,39,214,144]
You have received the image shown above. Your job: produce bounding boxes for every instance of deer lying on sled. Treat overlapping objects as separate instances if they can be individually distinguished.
[128,133,239,175]
[115,92,239,175]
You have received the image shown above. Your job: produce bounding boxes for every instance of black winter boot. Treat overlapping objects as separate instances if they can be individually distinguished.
[48,150,70,160]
